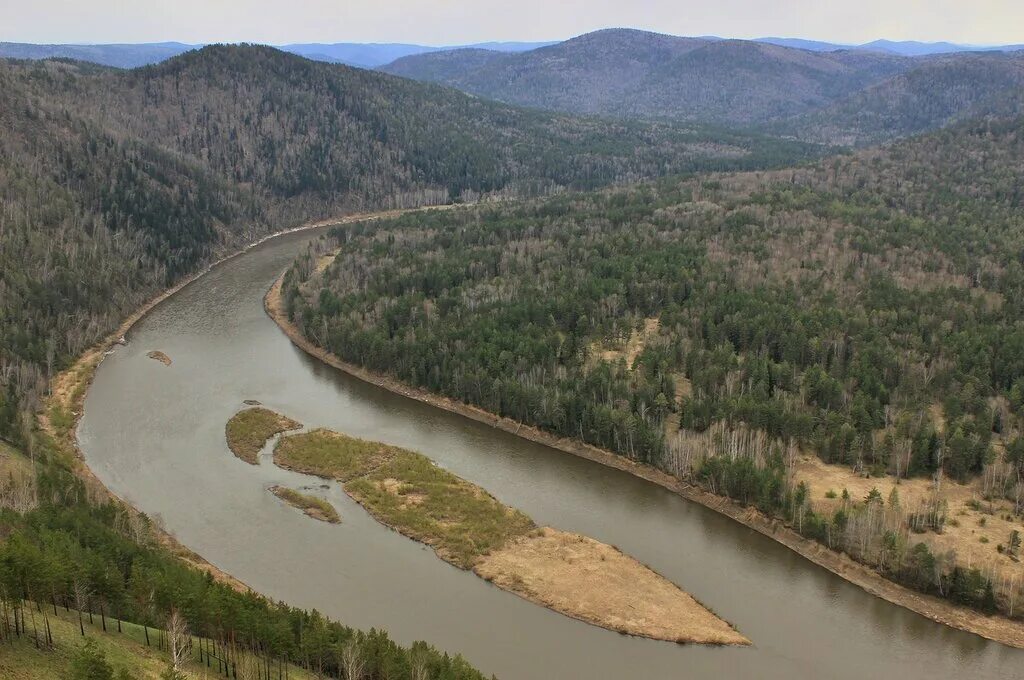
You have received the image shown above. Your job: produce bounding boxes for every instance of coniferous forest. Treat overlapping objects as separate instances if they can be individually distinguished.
[0,44,819,679]
[0,45,819,446]
[5,28,1024,678]
[283,116,1024,617]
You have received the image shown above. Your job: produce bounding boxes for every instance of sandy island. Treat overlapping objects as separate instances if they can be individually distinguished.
[477,528,745,644]
[264,423,747,645]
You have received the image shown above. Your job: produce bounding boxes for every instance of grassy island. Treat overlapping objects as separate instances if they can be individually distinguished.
[271,426,748,644]
[269,485,341,523]
[146,350,172,365]
[225,407,302,464]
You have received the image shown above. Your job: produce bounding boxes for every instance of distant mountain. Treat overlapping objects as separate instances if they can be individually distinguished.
[755,37,853,52]
[0,40,554,70]
[381,29,914,125]
[4,33,1021,72]
[380,28,1024,142]
[279,40,553,68]
[0,41,196,68]
[780,51,1024,144]
[757,37,1024,55]
[857,39,1024,56]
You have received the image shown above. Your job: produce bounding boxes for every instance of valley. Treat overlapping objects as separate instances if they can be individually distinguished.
[4,15,1024,679]
[66,217,1023,678]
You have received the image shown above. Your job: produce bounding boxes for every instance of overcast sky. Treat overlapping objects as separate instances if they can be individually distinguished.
[1,0,1022,46]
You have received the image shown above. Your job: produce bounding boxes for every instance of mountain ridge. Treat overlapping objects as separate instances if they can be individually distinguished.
[380,30,915,126]
[0,43,819,440]
[380,28,1024,142]
[5,29,1023,71]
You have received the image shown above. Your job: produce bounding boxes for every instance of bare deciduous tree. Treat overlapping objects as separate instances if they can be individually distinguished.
[341,638,367,680]
[167,608,192,671]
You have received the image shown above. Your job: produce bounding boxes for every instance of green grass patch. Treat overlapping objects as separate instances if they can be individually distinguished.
[346,450,535,568]
[0,439,30,469]
[273,428,535,568]
[47,404,75,438]
[225,407,302,464]
[269,485,340,523]
[0,604,317,680]
[273,429,395,480]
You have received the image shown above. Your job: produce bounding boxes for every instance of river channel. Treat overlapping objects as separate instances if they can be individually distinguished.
[78,226,1022,679]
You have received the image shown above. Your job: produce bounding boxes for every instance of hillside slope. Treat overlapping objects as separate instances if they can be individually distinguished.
[382,29,1024,143]
[282,114,1024,619]
[780,52,1024,144]
[0,44,817,442]
[381,29,913,124]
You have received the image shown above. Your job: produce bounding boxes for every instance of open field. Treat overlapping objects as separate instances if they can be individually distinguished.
[0,440,31,474]
[0,442,35,513]
[590,317,661,370]
[795,454,1024,605]
[225,407,302,464]
[269,485,340,523]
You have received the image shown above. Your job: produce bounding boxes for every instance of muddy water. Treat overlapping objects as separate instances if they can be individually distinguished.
[78,228,1023,679]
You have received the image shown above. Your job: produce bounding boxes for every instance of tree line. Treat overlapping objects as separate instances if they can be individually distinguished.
[0,434,488,679]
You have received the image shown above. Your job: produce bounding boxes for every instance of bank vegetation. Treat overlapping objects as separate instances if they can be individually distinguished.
[279,116,1024,637]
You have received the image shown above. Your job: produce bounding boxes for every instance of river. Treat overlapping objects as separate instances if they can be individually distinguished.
[77,226,1022,679]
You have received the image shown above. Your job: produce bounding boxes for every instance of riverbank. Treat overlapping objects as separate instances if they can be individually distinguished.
[266,271,1024,649]
[39,206,451,595]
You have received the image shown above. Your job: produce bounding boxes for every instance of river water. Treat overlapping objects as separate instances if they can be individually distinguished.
[77,227,1023,679]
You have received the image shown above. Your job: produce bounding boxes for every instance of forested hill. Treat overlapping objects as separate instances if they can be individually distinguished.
[0,44,818,444]
[381,29,913,126]
[779,52,1024,145]
[381,29,1024,144]
[282,114,1024,614]
[286,113,1024,476]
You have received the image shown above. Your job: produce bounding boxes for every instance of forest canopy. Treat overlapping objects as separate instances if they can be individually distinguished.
[0,45,820,444]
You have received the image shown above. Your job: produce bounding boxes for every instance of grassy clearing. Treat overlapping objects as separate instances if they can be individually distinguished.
[348,450,536,569]
[269,485,340,523]
[274,428,395,480]
[0,440,31,474]
[225,407,302,464]
[0,604,316,679]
